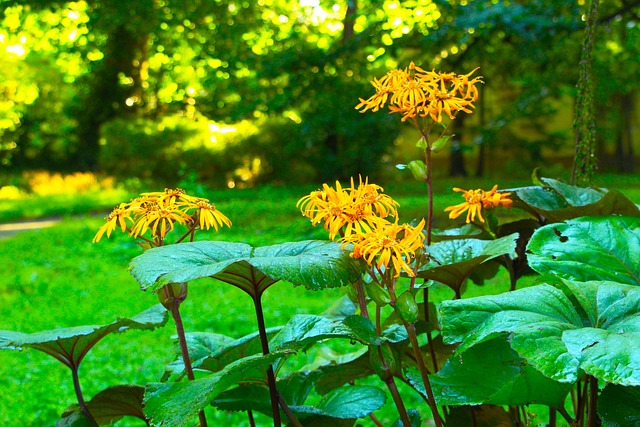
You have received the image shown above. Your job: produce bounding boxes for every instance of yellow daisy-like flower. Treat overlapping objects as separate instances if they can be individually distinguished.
[444,185,512,224]
[130,198,190,239]
[93,188,231,243]
[192,199,233,231]
[298,177,398,240]
[92,203,132,243]
[356,63,483,124]
[342,218,426,278]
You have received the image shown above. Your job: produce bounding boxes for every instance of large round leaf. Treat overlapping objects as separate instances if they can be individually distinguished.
[510,178,639,223]
[416,233,517,294]
[0,304,168,369]
[428,338,572,407]
[438,280,640,385]
[129,240,363,298]
[527,216,640,285]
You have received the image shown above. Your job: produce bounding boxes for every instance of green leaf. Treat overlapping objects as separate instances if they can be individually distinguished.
[341,315,407,345]
[212,384,272,414]
[511,183,640,223]
[407,160,428,182]
[271,315,353,352]
[0,305,168,369]
[428,338,571,407]
[195,327,282,375]
[143,352,289,427]
[430,134,452,152]
[130,240,363,298]
[527,216,640,285]
[416,233,518,294]
[391,409,421,427]
[439,280,640,385]
[416,135,428,150]
[314,351,374,395]
[315,385,385,419]
[598,384,640,427]
[162,332,236,381]
[289,386,386,420]
[58,385,148,426]
[56,411,94,427]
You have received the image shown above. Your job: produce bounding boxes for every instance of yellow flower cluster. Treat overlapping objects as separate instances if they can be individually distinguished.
[297,177,399,240]
[342,218,426,278]
[299,178,425,278]
[93,188,231,243]
[444,185,513,224]
[356,62,482,123]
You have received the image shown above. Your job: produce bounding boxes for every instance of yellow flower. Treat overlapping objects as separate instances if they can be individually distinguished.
[92,203,132,243]
[444,185,512,223]
[342,219,426,278]
[93,188,231,243]
[130,198,190,239]
[356,63,483,124]
[192,199,232,231]
[298,177,398,240]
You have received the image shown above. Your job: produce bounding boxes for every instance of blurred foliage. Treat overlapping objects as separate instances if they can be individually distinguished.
[0,0,639,183]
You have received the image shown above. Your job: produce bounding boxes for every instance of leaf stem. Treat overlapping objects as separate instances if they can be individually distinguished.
[71,365,99,426]
[423,140,434,246]
[403,322,444,427]
[586,375,600,427]
[423,288,439,373]
[385,373,412,427]
[168,300,209,427]
[548,407,556,427]
[247,410,257,427]
[355,277,370,319]
[253,294,282,427]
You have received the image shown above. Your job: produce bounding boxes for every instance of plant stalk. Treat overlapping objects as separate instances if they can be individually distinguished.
[71,366,99,426]
[253,294,283,427]
[548,407,556,427]
[385,375,413,427]
[586,375,600,427]
[423,288,439,373]
[404,322,444,427]
[169,301,209,427]
[247,410,257,427]
[424,143,434,246]
[355,277,370,319]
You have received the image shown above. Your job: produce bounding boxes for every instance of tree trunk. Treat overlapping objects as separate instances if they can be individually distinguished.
[450,114,468,177]
[73,24,145,170]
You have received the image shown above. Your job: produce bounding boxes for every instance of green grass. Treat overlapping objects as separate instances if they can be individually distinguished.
[0,175,639,426]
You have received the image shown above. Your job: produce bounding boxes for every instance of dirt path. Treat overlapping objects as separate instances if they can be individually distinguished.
[0,217,61,240]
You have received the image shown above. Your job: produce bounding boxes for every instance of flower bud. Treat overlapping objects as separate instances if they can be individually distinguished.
[157,282,188,309]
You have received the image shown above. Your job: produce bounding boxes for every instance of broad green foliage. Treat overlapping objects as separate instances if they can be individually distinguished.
[428,338,572,407]
[439,280,640,385]
[527,216,640,285]
[144,352,289,426]
[0,304,168,368]
[58,385,147,426]
[130,240,363,297]
[598,384,640,427]
[511,177,640,222]
[416,233,518,293]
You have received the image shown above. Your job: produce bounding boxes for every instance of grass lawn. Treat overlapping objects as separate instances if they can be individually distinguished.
[0,174,638,426]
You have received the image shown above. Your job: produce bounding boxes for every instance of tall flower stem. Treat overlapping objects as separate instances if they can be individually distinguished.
[586,375,600,427]
[167,295,209,427]
[253,294,303,427]
[71,365,99,426]
[423,137,434,246]
[358,279,412,427]
[385,374,412,427]
[253,295,282,427]
[403,322,444,427]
